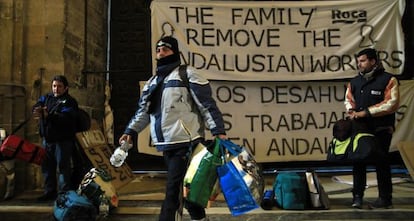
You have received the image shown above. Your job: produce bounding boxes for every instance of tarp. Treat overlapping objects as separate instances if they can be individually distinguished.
[151,0,405,81]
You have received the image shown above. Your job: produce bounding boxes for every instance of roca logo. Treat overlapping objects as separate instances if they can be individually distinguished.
[331,9,367,24]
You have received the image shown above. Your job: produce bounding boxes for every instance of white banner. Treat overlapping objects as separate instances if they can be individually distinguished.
[151,0,405,81]
[390,80,414,150]
[138,80,414,162]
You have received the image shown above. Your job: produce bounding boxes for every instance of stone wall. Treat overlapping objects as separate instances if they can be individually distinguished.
[0,0,108,192]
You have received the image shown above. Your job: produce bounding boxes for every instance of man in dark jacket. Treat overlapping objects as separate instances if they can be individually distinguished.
[344,48,400,209]
[33,75,79,201]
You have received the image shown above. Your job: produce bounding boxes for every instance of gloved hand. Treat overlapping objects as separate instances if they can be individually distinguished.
[110,141,132,167]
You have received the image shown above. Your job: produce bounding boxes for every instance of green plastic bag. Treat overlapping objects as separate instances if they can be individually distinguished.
[183,138,222,207]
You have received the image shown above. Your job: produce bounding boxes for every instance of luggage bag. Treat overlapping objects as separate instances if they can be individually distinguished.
[53,190,97,221]
[273,172,309,210]
[78,168,118,208]
[0,134,46,165]
[273,171,330,210]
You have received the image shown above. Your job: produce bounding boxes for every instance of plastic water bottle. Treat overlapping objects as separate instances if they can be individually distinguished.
[119,140,132,151]
[0,128,5,137]
[110,141,132,167]
[0,128,6,144]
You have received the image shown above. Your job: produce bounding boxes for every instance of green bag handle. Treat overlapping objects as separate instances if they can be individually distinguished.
[212,137,222,157]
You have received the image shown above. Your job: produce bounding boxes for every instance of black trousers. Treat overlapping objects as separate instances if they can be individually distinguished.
[159,147,205,221]
[352,130,393,201]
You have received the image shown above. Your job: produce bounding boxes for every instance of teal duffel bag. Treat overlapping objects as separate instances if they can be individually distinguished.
[53,190,98,221]
[273,172,309,210]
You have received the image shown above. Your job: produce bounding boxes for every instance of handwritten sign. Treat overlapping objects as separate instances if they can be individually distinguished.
[76,130,134,189]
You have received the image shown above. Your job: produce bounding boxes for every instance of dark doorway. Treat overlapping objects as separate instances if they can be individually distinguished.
[109,0,164,171]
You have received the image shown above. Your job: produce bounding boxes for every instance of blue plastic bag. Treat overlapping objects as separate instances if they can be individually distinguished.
[217,140,264,216]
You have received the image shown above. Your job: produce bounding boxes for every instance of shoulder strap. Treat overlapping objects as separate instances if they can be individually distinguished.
[178,64,189,89]
[11,95,53,135]
[11,118,31,135]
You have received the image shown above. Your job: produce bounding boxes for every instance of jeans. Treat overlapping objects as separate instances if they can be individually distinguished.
[352,130,393,201]
[42,140,75,194]
[159,147,205,221]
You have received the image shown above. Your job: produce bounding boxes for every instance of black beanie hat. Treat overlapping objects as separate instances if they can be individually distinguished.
[156,36,179,55]
[156,36,181,66]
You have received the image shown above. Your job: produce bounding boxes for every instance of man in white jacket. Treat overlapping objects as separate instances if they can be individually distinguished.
[112,36,227,221]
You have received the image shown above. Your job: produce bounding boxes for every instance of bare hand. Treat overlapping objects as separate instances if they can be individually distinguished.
[348,110,366,119]
[33,106,48,119]
[215,134,227,140]
[119,134,132,146]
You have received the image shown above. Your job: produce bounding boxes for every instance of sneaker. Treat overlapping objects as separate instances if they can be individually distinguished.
[368,198,393,209]
[191,217,209,221]
[37,192,57,201]
[351,196,363,209]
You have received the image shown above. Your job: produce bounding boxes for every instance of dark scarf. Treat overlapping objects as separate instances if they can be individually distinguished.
[156,52,180,68]
[360,63,384,81]
[156,60,181,77]
[148,59,180,114]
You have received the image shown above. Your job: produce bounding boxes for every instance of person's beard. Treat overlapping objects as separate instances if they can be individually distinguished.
[360,66,374,74]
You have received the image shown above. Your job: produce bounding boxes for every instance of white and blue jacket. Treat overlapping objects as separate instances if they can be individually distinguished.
[124,65,226,151]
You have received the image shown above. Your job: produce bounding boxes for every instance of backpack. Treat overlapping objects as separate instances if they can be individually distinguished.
[332,119,352,141]
[76,108,91,132]
[327,132,377,163]
[327,118,378,163]
[78,168,118,208]
[53,190,98,221]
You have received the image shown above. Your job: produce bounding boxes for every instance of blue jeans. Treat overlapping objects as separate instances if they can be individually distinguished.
[42,140,75,193]
[159,147,205,221]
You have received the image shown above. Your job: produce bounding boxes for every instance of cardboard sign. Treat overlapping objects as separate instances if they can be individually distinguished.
[76,130,134,190]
